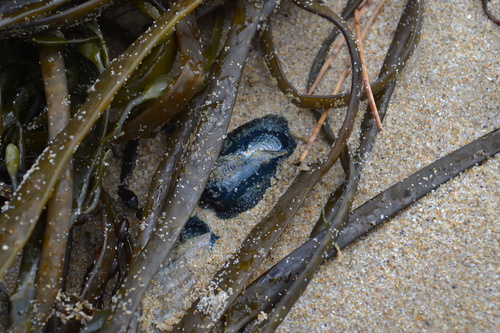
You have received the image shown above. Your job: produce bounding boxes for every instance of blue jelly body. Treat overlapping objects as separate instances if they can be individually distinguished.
[200,115,296,218]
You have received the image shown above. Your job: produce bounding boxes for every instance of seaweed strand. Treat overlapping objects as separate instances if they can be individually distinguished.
[481,0,500,25]
[31,41,74,331]
[174,2,362,331]
[261,0,422,110]
[307,0,362,88]
[223,1,423,328]
[225,127,498,332]
[7,217,44,333]
[0,0,115,38]
[119,11,205,141]
[0,0,204,281]
[133,108,198,258]
[100,1,265,331]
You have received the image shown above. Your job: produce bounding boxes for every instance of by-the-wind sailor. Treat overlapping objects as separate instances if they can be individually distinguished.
[200,115,296,219]
[143,215,218,330]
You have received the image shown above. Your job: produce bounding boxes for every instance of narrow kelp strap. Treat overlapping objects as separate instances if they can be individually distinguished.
[224,127,499,332]
[261,0,422,110]
[174,1,363,331]
[0,0,203,282]
[101,1,267,331]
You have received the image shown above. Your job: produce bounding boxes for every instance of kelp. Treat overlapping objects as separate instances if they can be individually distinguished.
[118,10,205,142]
[173,0,363,330]
[117,139,140,210]
[101,0,268,331]
[7,217,44,333]
[133,108,198,256]
[31,41,74,332]
[220,2,422,329]
[224,127,500,332]
[261,0,422,110]
[0,0,203,282]
[0,0,497,332]
[307,0,363,93]
[481,0,500,25]
[0,0,116,38]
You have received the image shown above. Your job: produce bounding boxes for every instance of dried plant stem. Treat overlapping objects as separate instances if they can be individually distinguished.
[299,0,386,164]
[298,70,345,164]
[32,42,73,331]
[354,7,382,130]
[307,2,370,95]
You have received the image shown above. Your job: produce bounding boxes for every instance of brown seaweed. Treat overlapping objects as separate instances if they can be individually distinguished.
[100,0,267,330]
[0,0,495,332]
[0,0,203,282]
[173,0,363,330]
[224,127,500,332]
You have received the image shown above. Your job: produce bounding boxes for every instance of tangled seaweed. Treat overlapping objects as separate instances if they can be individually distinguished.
[0,0,498,332]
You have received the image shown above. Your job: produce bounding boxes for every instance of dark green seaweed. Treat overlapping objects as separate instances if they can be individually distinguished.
[307,0,362,91]
[118,10,205,141]
[174,0,363,330]
[133,107,199,257]
[30,41,74,332]
[481,0,500,25]
[100,0,266,330]
[223,0,422,329]
[7,217,44,333]
[0,0,203,282]
[0,0,494,332]
[0,0,116,38]
[261,0,422,110]
[224,127,499,332]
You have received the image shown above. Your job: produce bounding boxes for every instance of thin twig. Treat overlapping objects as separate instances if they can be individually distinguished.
[354,7,383,130]
[311,0,386,96]
[307,2,371,95]
[298,0,386,164]
[297,65,347,164]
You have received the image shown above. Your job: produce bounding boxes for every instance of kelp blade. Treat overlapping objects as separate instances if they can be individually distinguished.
[0,0,204,281]
[224,127,500,331]
[100,1,266,331]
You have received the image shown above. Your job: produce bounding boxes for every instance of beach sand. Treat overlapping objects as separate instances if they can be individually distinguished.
[139,0,498,331]
[250,1,499,331]
[1,1,497,332]
[144,0,499,331]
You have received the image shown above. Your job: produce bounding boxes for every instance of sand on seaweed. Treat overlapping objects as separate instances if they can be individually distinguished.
[134,0,500,332]
[136,0,499,331]
[1,0,496,332]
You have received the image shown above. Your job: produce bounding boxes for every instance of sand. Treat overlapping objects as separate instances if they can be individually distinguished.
[140,0,499,331]
[256,1,499,331]
[1,0,497,332]
[174,0,499,332]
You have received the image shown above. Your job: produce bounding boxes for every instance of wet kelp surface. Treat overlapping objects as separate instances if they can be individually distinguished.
[0,0,498,332]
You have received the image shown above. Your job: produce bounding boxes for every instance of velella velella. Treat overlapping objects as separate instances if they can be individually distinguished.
[179,215,219,247]
[146,216,218,326]
[200,115,296,219]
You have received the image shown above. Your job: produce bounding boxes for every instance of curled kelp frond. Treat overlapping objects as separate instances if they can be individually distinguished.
[0,0,116,38]
[173,0,363,330]
[223,127,499,332]
[0,0,495,332]
[101,1,267,330]
[481,0,500,25]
